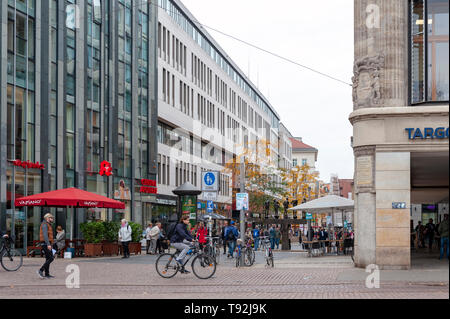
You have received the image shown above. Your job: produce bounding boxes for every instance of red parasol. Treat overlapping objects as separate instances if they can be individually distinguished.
[14,187,125,209]
[15,188,125,241]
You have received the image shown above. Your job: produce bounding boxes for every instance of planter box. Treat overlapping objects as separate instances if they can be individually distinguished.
[84,243,103,257]
[102,242,119,256]
[129,242,142,255]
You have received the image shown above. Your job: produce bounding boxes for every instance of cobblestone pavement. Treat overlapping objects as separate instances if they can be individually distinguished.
[0,251,447,299]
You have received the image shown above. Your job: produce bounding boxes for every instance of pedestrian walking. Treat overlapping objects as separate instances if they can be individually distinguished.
[438,214,449,260]
[145,223,153,254]
[118,219,132,258]
[196,221,207,250]
[252,225,260,251]
[288,227,294,250]
[275,226,281,249]
[37,213,56,279]
[149,222,162,254]
[221,221,228,255]
[415,221,425,248]
[269,225,276,250]
[53,226,66,257]
[425,219,436,252]
[156,227,166,254]
[224,221,239,258]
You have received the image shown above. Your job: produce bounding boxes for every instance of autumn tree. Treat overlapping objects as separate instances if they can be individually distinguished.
[280,163,319,208]
[222,138,287,214]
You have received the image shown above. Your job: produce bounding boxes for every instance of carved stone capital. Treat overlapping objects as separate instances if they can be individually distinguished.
[352,54,385,110]
[353,146,376,157]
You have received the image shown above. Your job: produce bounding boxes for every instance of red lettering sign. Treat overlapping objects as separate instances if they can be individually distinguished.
[12,160,45,170]
[139,186,157,194]
[99,161,113,176]
[140,179,157,187]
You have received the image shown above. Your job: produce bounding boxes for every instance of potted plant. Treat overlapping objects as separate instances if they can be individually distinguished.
[80,221,105,257]
[102,221,120,256]
[128,221,143,255]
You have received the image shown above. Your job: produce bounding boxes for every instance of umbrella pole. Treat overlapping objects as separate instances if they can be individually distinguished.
[70,206,74,242]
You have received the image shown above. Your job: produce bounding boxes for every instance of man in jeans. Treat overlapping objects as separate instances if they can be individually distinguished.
[170,216,194,274]
[37,213,55,279]
[224,221,239,258]
[438,214,449,260]
[252,225,260,251]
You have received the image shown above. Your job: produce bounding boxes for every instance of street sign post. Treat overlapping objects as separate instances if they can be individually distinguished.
[202,171,219,192]
[207,200,214,213]
[236,193,249,211]
[202,191,217,201]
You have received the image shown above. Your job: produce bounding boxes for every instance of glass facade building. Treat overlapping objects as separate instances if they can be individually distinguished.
[0,0,158,251]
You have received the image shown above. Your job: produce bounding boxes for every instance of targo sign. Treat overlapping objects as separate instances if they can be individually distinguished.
[405,127,449,140]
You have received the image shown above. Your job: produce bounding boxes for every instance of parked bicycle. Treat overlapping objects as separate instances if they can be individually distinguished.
[235,238,255,267]
[259,236,274,267]
[155,240,216,279]
[204,236,221,265]
[1,236,23,272]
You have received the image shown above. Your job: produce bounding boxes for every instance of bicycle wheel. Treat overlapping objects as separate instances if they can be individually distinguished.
[192,254,216,279]
[213,246,221,265]
[1,248,23,272]
[244,248,254,266]
[155,253,179,278]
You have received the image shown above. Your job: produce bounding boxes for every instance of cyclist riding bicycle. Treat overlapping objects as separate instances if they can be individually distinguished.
[169,215,195,274]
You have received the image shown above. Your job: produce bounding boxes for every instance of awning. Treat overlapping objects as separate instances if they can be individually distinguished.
[289,195,354,212]
[15,187,125,209]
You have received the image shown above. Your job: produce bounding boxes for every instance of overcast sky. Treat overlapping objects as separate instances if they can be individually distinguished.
[182,0,355,181]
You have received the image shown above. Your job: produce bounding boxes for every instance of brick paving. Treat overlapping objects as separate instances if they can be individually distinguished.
[0,252,447,299]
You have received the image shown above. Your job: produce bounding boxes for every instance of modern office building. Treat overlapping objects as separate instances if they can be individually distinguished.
[350,0,448,269]
[0,0,158,251]
[154,0,283,223]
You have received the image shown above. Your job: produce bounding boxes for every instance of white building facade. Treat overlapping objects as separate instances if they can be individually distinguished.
[152,0,283,224]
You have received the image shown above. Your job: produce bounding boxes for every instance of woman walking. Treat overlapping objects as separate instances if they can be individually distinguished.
[118,219,132,258]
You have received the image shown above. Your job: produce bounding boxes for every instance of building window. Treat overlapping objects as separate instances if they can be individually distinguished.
[410,0,449,103]
[302,159,307,166]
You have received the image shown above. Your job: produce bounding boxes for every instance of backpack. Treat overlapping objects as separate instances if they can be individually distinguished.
[226,227,236,241]
[167,222,178,240]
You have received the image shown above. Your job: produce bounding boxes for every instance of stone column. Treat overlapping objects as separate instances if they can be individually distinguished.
[353,146,376,267]
[353,0,408,109]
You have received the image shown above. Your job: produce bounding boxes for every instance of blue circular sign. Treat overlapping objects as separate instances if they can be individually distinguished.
[204,172,215,186]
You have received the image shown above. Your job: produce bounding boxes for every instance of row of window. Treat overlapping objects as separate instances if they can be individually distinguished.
[158,0,280,130]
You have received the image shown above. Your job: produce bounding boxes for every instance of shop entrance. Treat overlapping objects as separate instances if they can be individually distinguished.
[410,151,449,266]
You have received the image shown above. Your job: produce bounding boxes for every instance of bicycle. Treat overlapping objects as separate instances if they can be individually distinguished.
[155,240,216,279]
[1,236,23,272]
[204,236,221,265]
[235,238,255,267]
[259,236,274,268]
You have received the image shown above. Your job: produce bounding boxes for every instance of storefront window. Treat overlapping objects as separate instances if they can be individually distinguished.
[411,0,449,103]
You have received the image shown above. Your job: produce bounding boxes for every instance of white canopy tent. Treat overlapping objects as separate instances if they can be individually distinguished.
[289,195,354,239]
[289,195,354,212]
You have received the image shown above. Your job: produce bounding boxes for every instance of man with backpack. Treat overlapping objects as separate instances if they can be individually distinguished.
[167,216,194,274]
[224,220,239,258]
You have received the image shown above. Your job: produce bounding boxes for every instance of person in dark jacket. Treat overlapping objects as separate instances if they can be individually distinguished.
[224,221,239,258]
[221,221,229,255]
[37,213,55,279]
[425,219,436,252]
[170,216,194,274]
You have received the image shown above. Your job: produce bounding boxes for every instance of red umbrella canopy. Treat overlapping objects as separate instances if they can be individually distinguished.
[14,187,125,209]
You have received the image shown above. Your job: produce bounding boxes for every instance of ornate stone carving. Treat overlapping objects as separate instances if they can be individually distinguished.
[352,54,385,109]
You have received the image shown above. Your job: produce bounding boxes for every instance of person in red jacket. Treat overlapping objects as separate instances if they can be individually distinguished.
[196,221,208,250]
